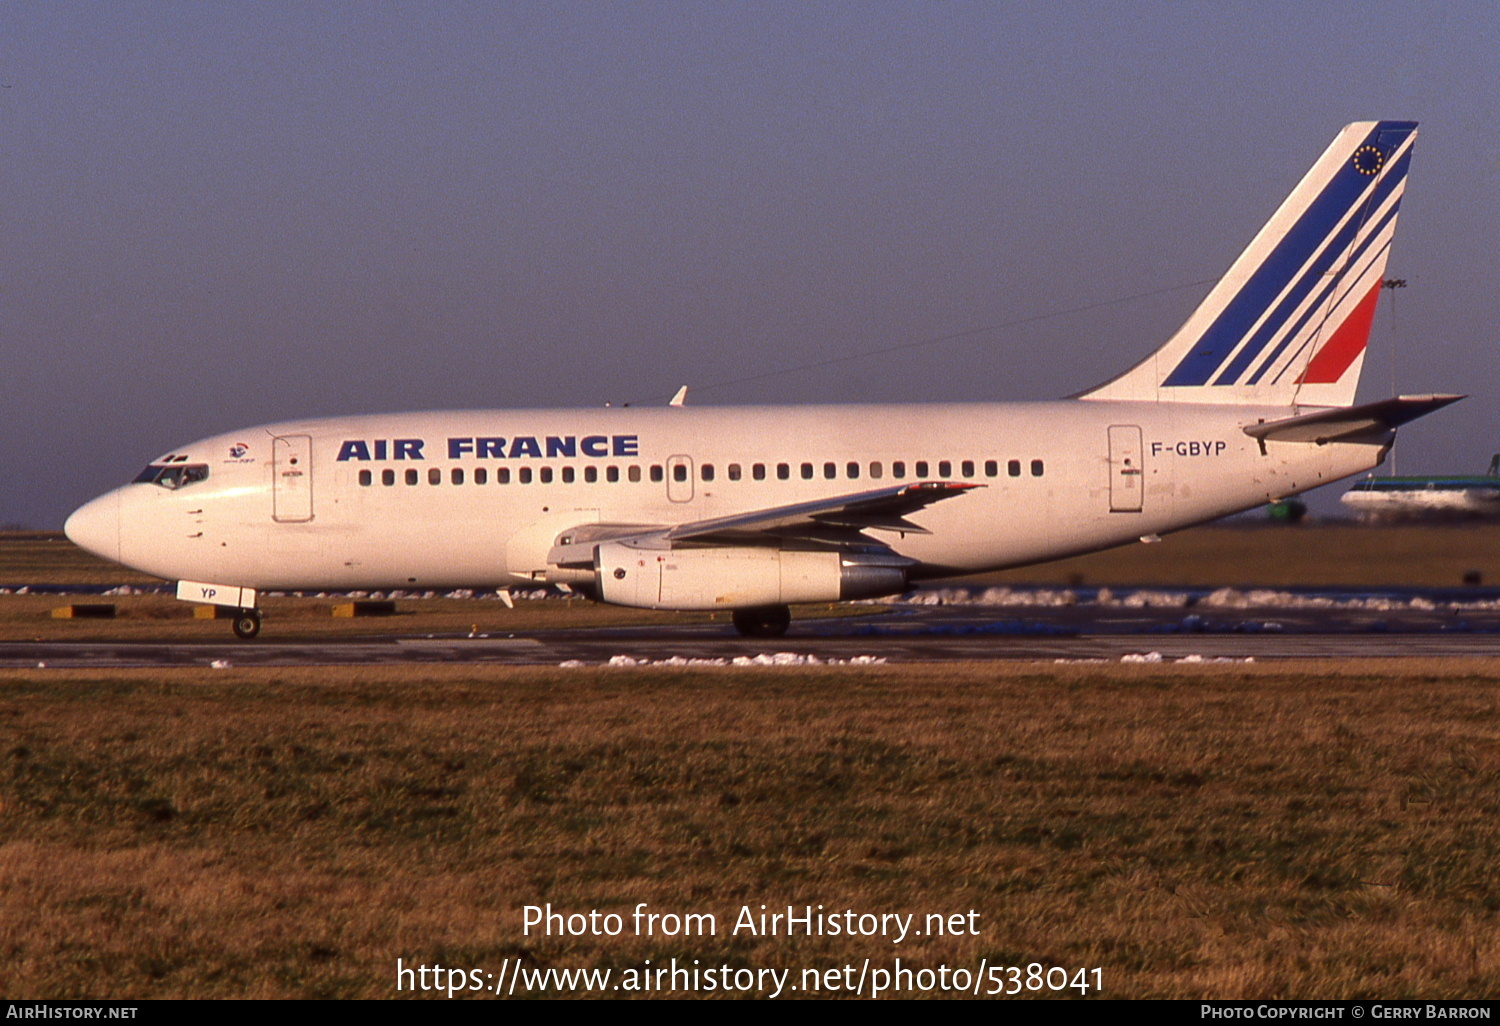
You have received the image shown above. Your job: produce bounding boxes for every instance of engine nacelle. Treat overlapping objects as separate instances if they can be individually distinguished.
[594,541,908,611]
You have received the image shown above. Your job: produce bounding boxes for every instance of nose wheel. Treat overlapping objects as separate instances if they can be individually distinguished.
[231,608,262,640]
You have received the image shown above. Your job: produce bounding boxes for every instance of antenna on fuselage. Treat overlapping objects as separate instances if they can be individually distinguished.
[669,385,688,407]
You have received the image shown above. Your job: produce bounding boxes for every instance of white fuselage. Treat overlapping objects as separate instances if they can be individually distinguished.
[66,400,1386,591]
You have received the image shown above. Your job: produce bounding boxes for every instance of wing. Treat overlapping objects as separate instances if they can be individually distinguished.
[547,481,981,567]
[666,480,981,542]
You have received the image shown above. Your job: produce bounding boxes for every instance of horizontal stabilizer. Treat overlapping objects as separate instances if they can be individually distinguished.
[1243,394,1463,444]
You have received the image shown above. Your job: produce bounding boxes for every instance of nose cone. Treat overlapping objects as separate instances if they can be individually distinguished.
[64,490,121,565]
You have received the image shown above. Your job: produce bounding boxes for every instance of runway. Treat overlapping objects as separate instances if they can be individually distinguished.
[6,589,1500,667]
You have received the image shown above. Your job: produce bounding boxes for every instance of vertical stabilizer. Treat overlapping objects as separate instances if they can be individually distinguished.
[1080,121,1416,407]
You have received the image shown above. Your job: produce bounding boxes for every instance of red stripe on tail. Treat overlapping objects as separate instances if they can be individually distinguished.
[1298,282,1382,385]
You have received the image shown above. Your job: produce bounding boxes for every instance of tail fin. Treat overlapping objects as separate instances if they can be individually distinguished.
[1080,121,1417,407]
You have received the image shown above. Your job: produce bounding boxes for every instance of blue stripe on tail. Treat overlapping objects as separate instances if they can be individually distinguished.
[1161,123,1414,388]
[1215,148,1409,386]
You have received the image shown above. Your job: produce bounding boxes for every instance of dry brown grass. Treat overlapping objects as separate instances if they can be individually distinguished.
[3,661,1500,999]
[0,533,165,587]
[0,592,789,642]
[967,522,1500,589]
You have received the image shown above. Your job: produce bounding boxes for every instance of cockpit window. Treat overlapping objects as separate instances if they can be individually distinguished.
[133,464,210,489]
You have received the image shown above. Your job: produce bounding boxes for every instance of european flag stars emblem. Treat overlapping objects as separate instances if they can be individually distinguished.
[1352,145,1384,176]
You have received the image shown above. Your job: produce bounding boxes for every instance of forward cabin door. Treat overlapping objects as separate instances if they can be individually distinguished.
[1108,425,1144,513]
[272,435,315,522]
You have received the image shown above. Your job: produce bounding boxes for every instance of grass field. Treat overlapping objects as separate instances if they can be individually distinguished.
[968,521,1500,589]
[0,532,164,587]
[6,528,1500,1000]
[4,661,1499,999]
[0,591,779,642]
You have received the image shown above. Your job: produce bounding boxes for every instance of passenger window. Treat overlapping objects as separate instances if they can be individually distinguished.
[728,464,741,481]
[1031,459,1044,477]
[540,467,553,484]
[673,464,688,483]
[629,466,642,483]
[406,469,419,486]
[498,467,511,484]
[893,461,906,479]
[475,468,488,485]
[359,469,372,487]
[562,466,575,483]
[801,463,813,480]
[650,465,664,483]
[961,460,974,478]
[429,468,441,485]
[701,464,715,482]
[938,460,952,477]
[824,462,836,480]
[519,467,532,484]
[607,466,620,483]
[846,461,859,479]
[984,460,997,478]
[772,463,784,480]
[451,468,464,485]
[584,466,597,483]
[915,461,929,477]
[870,462,882,479]
[1008,460,1021,477]
[382,469,395,486]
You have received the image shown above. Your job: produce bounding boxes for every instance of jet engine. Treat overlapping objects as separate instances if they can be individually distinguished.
[592,540,909,611]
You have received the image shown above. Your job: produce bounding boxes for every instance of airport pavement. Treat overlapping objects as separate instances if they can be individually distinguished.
[5,594,1500,668]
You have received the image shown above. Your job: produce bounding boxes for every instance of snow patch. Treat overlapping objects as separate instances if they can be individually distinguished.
[1120,651,1254,664]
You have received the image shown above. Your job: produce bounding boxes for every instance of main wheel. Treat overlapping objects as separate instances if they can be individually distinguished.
[231,608,262,640]
[732,605,792,638]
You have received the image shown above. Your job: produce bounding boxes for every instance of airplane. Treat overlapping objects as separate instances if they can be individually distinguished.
[1342,455,1500,520]
[64,120,1461,640]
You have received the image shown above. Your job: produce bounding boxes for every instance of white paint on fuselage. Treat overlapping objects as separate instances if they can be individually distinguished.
[84,400,1386,591]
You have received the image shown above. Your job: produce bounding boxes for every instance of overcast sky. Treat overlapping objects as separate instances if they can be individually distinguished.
[3,2,1497,528]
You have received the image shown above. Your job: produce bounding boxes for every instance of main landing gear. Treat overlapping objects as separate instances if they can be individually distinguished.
[231,608,262,640]
[731,605,792,638]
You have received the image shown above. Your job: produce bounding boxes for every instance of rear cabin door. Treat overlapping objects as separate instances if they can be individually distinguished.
[272,435,314,522]
[1108,425,1144,513]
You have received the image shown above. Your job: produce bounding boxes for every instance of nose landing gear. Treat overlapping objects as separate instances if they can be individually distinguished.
[231,608,262,640]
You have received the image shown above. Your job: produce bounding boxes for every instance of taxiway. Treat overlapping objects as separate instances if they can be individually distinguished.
[5,589,1500,668]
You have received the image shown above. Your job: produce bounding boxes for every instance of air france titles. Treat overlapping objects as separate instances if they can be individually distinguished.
[335,435,640,462]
